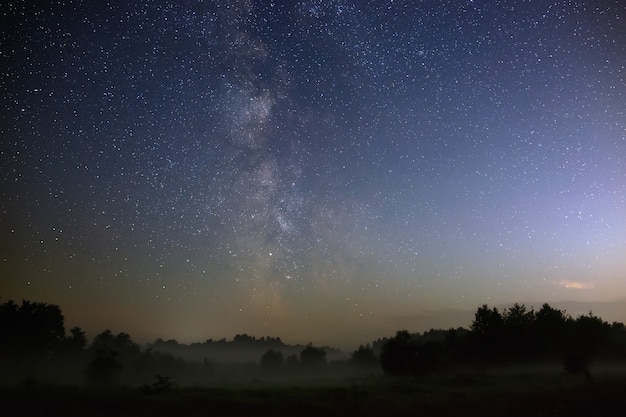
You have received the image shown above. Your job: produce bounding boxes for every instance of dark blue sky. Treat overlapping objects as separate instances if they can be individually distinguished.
[2,0,625,348]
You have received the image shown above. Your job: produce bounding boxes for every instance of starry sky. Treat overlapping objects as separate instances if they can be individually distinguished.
[1,0,625,349]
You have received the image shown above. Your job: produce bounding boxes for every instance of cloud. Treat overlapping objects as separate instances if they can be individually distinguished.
[556,280,595,290]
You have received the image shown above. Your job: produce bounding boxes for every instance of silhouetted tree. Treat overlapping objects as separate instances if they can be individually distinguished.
[533,303,570,354]
[85,347,122,386]
[233,333,255,345]
[470,305,505,357]
[351,344,379,367]
[608,322,626,358]
[285,353,299,372]
[86,330,141,385]
[380,330,417,376]
[380,330,450,376]
[63,326,87,352]
[573,312,611,351]
[300,345,326,368]
[260,348,284,373]
[54,325,89,381]
[153,338,179,347]
[0,299,65,357]
[563,312,611,372]
[444,327,469,361]
[502,303,535,356]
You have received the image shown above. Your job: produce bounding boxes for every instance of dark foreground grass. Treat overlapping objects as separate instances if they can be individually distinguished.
[2,371,626,417]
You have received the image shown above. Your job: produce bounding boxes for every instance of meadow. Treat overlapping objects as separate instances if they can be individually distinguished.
[2,368,626,417]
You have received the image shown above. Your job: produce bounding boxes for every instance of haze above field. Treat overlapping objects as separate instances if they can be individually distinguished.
[1,0,625,349]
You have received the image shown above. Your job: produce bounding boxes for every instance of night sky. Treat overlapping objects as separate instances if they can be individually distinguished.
[2,0,625,349]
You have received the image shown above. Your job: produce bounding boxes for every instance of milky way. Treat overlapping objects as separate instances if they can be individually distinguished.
[1,0,625,348]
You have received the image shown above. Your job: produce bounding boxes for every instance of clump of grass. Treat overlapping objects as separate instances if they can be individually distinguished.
[140,374,177,394]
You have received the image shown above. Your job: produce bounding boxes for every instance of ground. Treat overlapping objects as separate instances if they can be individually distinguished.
[2,369,626,416]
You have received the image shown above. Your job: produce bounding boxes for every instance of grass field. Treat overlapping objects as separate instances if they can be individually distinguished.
[2,369,626,416]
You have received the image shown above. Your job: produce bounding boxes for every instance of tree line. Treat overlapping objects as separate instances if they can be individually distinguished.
[1,298,625,386]
[378,303,626,376]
